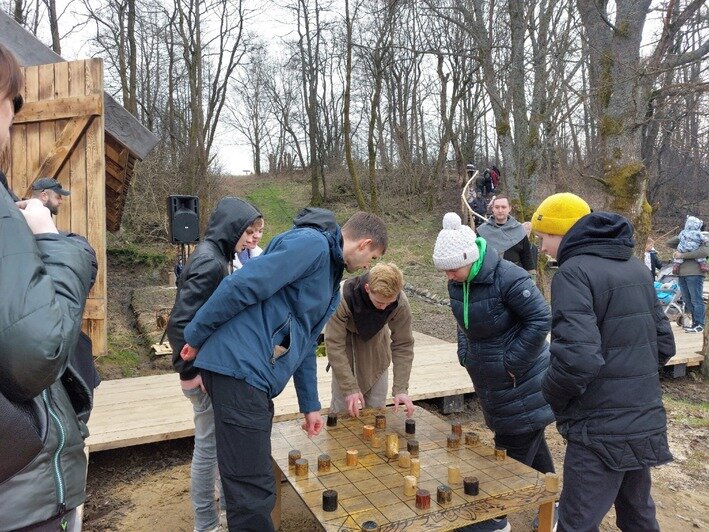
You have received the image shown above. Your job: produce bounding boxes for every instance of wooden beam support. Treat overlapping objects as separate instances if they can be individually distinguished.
[13,94,102,124]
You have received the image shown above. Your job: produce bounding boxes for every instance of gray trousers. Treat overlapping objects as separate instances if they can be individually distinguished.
[558,441,660,532]
[329,370,388,414]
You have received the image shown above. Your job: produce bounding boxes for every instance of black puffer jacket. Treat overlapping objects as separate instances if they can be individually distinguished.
[167,197,261,380]
[451,247,554,435]
[545,212,675,471]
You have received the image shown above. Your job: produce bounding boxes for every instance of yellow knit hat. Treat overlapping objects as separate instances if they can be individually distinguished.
[531,193,591,236]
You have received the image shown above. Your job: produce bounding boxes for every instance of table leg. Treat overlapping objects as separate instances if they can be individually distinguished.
[537,500,555,532]
[271,460,282,531]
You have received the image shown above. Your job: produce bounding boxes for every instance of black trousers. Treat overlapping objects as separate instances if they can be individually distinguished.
[558,441,659,532]
[494,428,555,474]
[202,370,275,532]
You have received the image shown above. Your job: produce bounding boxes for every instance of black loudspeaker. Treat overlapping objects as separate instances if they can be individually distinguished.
[167,195,200,244]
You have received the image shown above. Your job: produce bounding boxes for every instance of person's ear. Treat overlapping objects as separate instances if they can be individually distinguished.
[358,238,373,251]
[364,283,371,294]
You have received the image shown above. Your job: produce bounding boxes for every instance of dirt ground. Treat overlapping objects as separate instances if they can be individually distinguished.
[84,256,708,531]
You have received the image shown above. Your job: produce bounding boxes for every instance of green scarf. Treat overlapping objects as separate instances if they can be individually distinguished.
[463,237,487,329]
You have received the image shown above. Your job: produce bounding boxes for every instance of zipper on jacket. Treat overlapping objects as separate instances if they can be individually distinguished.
[42,389,67,514]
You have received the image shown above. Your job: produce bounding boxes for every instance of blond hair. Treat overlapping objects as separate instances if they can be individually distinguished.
[367,262,404,298]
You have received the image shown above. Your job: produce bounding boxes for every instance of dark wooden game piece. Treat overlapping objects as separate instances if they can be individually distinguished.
[465,431,479,445]
[495,447,507,460]
[415,488,431,509]
[322,489,338,511]
[326,414,337,427]
[451,422,462,436]
[407,439,419,457]
[405,418,416,434]
[464,476,479,496]
[288,449,301,467]
[447,433,461,449]
[361,521,380,531]
[294,458,308,476]
[375,414,386,429]
[437,484,453,504]
[317,454,331,472]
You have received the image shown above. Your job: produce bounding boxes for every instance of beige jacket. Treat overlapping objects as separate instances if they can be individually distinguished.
[325,287,415,398]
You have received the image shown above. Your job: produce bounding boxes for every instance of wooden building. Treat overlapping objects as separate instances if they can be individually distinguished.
[1,11,159,355]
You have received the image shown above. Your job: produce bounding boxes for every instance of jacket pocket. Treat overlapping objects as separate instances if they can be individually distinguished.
[0,392,46,483]
[271,315,292,364]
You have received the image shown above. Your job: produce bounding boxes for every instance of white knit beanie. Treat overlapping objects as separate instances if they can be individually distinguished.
[432,213,479,270]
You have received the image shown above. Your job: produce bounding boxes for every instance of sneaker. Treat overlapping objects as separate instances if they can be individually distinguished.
[455,517,511,532]
[532,502,559,531]
[685,325,704,333]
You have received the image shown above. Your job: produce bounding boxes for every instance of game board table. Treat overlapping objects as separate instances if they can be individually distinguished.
[270,408,558,531]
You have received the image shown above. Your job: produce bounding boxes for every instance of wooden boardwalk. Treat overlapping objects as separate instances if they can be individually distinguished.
[86,325,703,453]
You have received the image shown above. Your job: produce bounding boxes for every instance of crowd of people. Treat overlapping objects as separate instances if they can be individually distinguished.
[2,39,705,532]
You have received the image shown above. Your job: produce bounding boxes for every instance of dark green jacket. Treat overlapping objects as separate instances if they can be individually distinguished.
[0,186,92,529]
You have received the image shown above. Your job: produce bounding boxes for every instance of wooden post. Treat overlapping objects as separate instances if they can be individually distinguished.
[271,460,282,530]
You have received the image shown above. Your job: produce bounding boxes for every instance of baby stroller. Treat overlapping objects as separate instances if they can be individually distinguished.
[654,265,686,325]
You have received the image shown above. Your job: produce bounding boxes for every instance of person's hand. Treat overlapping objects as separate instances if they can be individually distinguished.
[180,373,206,393]
[302,412,324,438]
[673,251,682,259]
[393,393,415,417]
[15,198,58,235]
[180,344,198,361]
[345,392,365,417]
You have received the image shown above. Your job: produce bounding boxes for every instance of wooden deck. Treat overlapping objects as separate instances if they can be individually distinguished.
[86,325,704,453]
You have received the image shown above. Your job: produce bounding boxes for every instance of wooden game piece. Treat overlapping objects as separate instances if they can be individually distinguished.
[407,439,419,457]
[295,458,309,476]
[362,424,375,440]
[405,418,416,434]
[397,450,411,468]
[326,414,337,427]
[415,489,431,509]
[361,521,380,531]
[346,449,359,466]
[288,450,301,467]
[447,433,461,449]
[451,422,463,436]
[495,447,507,460]
[385,433,399,459]
[464,476,479,496]
[318,454,331,473]
[322,489,338,511]
[437,484,453,504]
[375,414,386,429]
[447,465,461,484]
[410,458,420,478]
[403,475,417,496]
[371,432,383,448]
[545,472,559,492]
[465,431,479,446]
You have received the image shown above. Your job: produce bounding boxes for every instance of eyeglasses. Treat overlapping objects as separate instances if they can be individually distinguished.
[12,94,23,114]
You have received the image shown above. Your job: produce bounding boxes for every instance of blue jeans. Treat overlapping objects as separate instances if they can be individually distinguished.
[678,275,705,327]
[183,386,223,532]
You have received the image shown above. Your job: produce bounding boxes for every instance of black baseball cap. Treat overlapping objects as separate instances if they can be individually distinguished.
[31,177,70,196]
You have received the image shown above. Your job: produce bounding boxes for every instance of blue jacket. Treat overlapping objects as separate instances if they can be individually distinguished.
[450,249,554,435]
[185,208,344,413]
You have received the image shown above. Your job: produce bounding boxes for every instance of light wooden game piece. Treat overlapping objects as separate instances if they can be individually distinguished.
[326,414,337,427]
[464,476,479,496]
[437,484,453,504]
[295,458,309,476]
[361,520,380,531]
[495,447,507,460]
[363,424,375,440]
[405,418,416,434]
[451,422,463,436]
[465,431,479,446]
[447,465,461,484]
[322,489,338,511]
[403,475,418,496]
[410,458,420,478]
[346,449,359,466]
[407,439,419,457]
[397,450,411,468]
[385,433,399,459]
[545,472,559,492]
[375,414,386,429]
[318,454,331,472]
[415,488,431,509]
[288,449,301,467]
[371,432,383,448]
[447,433,461,449]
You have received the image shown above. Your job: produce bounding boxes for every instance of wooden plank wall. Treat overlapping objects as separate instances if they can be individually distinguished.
[8,59,107,355]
